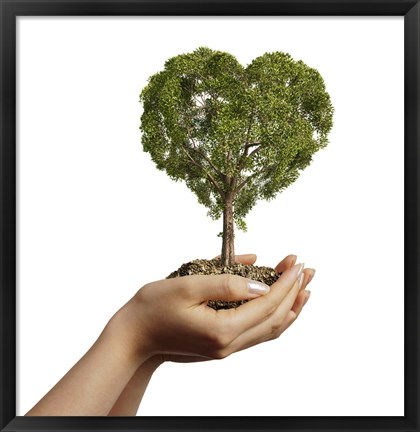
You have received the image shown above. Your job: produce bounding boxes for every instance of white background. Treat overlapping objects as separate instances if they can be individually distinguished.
[17,17,404,416]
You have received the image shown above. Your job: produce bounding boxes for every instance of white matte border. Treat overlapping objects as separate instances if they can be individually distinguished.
[17,16,404,416]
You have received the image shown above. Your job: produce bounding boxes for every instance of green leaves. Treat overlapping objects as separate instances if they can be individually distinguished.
[140,47,334,229]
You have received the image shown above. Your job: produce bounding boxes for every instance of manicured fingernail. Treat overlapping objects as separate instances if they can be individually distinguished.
[303,290,311,305]
[247,280,270,295]
[298,272,305,289]
[294,262,304,277]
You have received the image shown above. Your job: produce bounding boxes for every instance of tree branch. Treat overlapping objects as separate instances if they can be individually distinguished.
[234,160,280,195]
[238,110,257,166]
[247,144,265,158]
[234,168,264,194]
[177,97,226,188]
[192,96,205,108]
[243,113,255,154]
[180,144,225,198]
[189,144,225,182]
[244,142,261,150]
[237,141,266,178]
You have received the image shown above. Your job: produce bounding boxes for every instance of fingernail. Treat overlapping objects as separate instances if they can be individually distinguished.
[293,262,305,277]
[298,272,305,289]
[247,280,270,295]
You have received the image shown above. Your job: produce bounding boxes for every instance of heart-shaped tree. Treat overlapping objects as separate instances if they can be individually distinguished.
[140,47,333,266]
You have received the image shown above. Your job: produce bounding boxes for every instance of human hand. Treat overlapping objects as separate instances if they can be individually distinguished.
[155,254,313,364]
[266,253,313,337]
[116,253,314,367]
[25,253,313,417]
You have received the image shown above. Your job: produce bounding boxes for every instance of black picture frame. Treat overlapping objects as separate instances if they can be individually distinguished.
[1,0,418,431]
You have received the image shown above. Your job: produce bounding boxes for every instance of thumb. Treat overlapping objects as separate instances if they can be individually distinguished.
[185,274,270,303]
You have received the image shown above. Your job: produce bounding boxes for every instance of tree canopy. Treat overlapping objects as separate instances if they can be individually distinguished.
[140,47,333,263]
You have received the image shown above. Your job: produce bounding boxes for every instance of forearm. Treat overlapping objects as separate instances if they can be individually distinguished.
[26,309,148,416]
[108,355,163,416]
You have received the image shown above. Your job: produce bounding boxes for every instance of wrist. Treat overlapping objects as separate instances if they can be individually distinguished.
[105,300,152,369]
[142,354,164,372]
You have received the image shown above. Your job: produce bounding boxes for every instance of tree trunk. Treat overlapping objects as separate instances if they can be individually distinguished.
[221,194,235,266]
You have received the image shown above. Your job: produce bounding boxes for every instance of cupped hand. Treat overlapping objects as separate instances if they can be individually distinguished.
[119,254,314,366]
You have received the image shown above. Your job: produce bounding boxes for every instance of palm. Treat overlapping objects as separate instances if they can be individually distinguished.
[159,253,306,364]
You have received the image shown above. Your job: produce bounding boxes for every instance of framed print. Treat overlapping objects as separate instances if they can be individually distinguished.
[1,1,418,431]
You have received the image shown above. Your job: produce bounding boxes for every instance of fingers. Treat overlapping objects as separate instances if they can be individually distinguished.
[287,268,313,317]
[212,253,257,265]
[274,254,297,273]
[139,254,313,363]
[277,268,312,324]
[270,287,311,337]
[300,268,315,290]
[286,288,307,322]
[217,272,313,357]
[234,254,257,265]
[212,253,297,269]
[226,263,305,333]
[151,254,304,308]
[218,277,303,355]
[181,273,271,303]
[281,289,310,333]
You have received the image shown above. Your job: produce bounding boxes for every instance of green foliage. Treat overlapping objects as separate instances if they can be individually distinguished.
[140,47,333,230]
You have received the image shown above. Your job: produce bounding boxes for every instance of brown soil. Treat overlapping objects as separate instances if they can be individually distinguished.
[167,258,281,310]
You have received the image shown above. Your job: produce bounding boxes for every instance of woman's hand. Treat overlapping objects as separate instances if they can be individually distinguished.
[26,253,313,416]
[156,254,313,364]
[115,254,313,366]
[107,253,314,415]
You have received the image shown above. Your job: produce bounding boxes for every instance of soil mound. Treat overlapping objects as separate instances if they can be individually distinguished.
[167,258,281,310]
